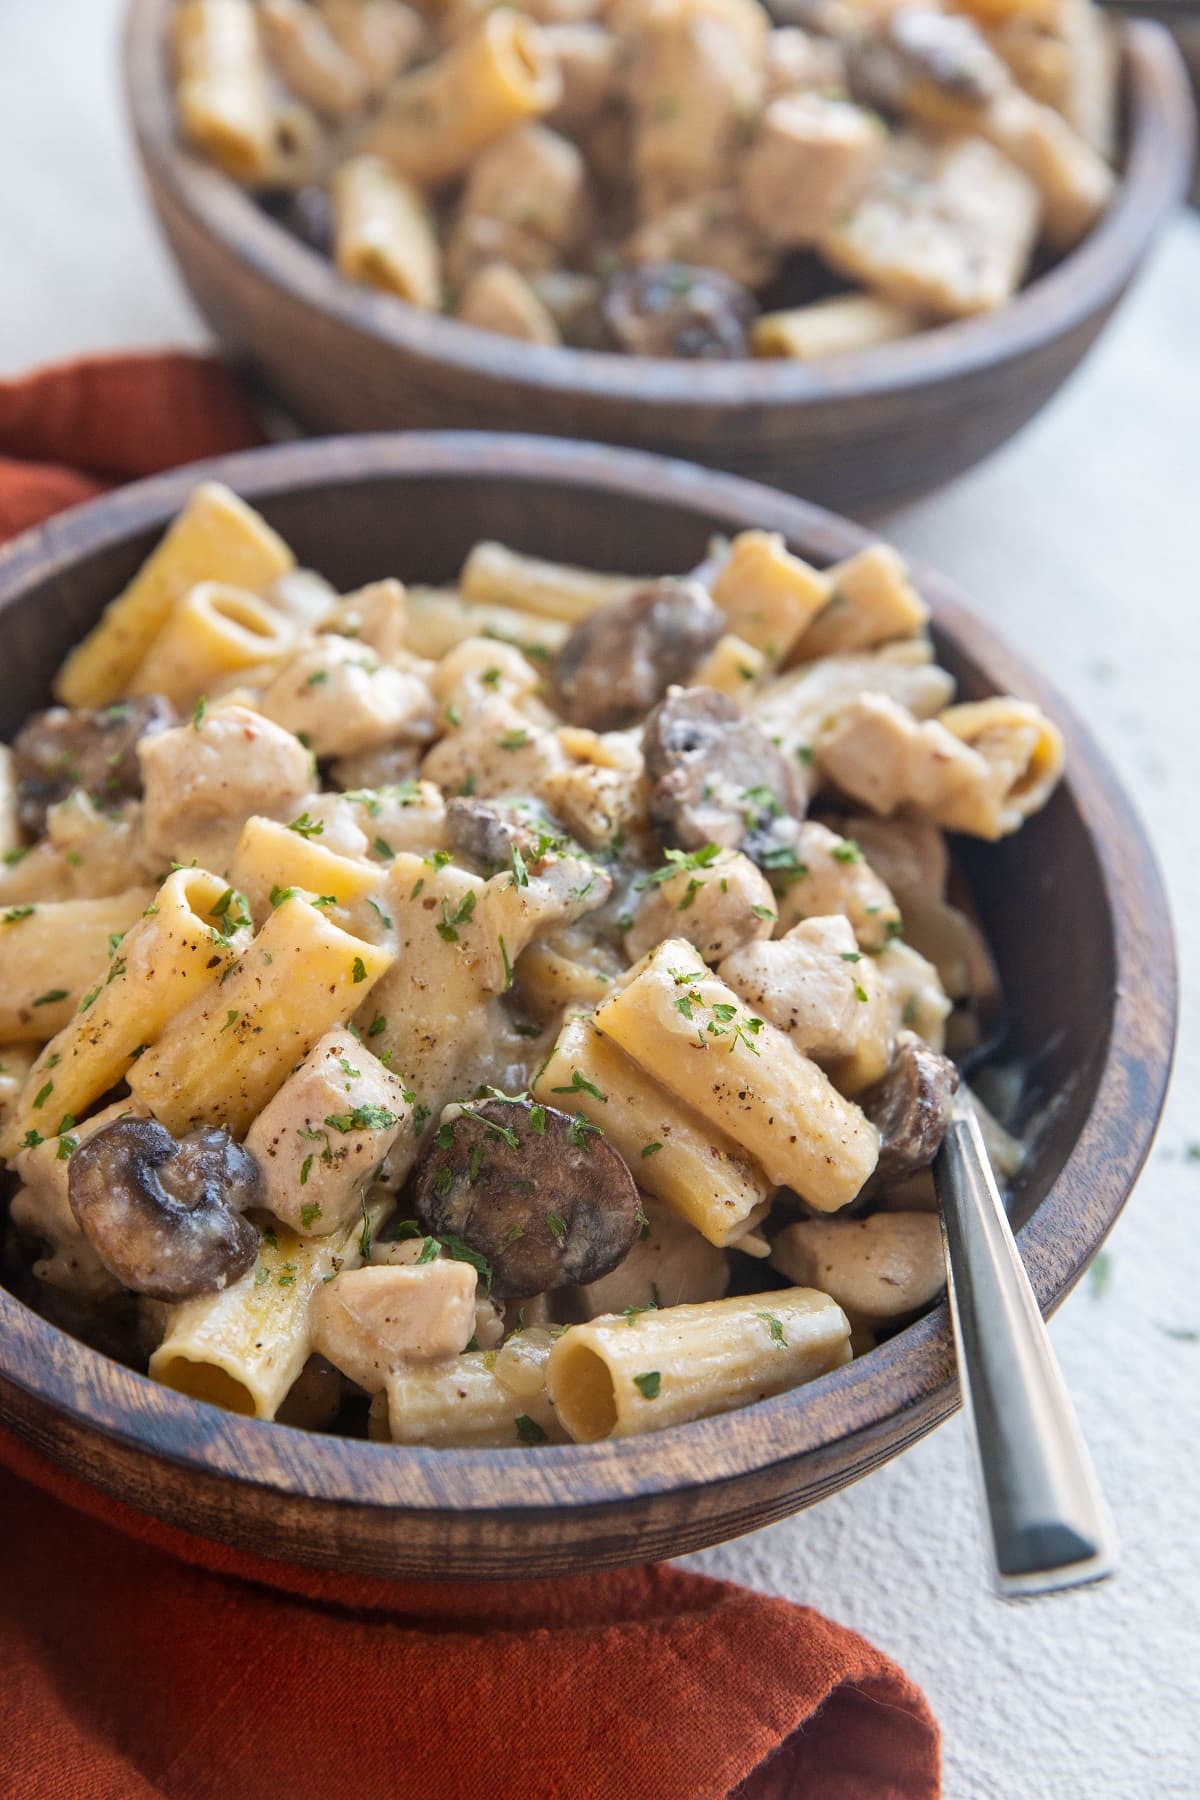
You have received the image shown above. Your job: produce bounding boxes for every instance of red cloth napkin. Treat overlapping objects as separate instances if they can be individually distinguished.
[0,350,940,1800]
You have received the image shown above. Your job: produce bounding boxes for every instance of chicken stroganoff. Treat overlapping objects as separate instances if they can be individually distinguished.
[0,484,1061,1445]
[170,0,1119,361]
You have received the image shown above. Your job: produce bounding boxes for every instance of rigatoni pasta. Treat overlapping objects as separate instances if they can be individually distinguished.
[2,483,1059,1451]
[171,0,1118,361]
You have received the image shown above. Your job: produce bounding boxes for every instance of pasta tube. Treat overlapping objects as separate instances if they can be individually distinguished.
[710,531,830,662]
[127,897,393,1137]
[55,483,295,708]
[382,1329,565,1446]
[150,1196,390,1418]
[259,0,371,119]
[752,295,925,361]
[547,1289,851,1441]
[0,888,154,1045]
[532,1012,774,1247]
[1,870,251,1159]
[127,582,296,707]
[358,9,562,188]
[172,0,277,183]
[460,540,641,623]
[402,586,568,661]
[228,815,383,926]
[592,939,879,1210]
[332,155,442,308]
[790,544,928,663]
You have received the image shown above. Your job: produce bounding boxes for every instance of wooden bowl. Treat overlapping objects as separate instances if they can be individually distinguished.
[0,435,1175,1578]
[123,2,1194,512]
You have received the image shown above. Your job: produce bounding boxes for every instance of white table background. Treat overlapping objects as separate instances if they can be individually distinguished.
[2,3,1198,1794]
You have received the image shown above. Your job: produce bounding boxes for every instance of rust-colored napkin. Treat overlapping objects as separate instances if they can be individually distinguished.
[0,351,940,1800]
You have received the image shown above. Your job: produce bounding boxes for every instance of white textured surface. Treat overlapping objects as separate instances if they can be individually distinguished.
[1,4,1198,1795]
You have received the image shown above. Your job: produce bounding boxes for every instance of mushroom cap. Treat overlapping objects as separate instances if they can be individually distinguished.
[552,579,724,731]
[68,1117,261,1301]
[12,694,177,837]
[409,1097,641,1300]
[602,263,757,359]
[860,1031,959,1180]
[642,685,804,859]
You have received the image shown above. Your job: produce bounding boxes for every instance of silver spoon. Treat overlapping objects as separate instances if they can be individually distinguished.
[933,1104,1118,1599]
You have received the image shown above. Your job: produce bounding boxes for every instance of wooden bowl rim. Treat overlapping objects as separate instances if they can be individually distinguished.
[123,1,1196,412]
[0,432,1178,1520]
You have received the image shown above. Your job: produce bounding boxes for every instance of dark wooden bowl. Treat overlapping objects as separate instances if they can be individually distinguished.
[122,2,1194,512]
[0,435,1176,1578]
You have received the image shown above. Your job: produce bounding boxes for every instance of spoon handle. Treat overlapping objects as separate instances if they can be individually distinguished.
[934,1110,1118,1598]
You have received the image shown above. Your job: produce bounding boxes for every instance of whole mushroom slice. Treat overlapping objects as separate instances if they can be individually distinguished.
[551,578,725,732]
[409,1097,641,1300]
[642,686,805,862]
[860,1030,960,1182]
[68,1117,262,1301]
[12,695,178,838]
[603,262,757,359]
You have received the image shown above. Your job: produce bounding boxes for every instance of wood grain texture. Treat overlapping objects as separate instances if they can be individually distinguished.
[121,1,1194,511]
[0,436,1177,1577]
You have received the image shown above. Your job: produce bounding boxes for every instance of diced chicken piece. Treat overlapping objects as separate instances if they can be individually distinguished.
[138,703,313,872]
[245,1029,412,1235]
[420,698,566,799]
[320,579,409,662]
[719,913,886,1069]
[477,836,612,991]
[754,643,954,790]
[313,1259,477,1391]
[626,847,776,962]
[774,821,902,953]
[772,1211,944,1325]
[742,93,885,248]
[460,123,589,255]
[821,132,1040,318]
[430,637,545,724]
[259,635,438,759]
[458,262,562,344]
[565,1199,730,1317]
[338,779,448,859]
[444,212,558,289]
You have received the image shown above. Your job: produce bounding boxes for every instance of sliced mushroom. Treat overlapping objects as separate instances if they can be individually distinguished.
[445,796,554,871]
[642,685,804,860]
[859,1030,959,1181]
[409,1097,640,1300]
[68,1117,261,1301]
[552,579,724,731]
[602,262,757,359]
[13,695,177,838]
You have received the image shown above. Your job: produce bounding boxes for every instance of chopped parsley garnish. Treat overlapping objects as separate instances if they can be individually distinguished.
[567,1113,602,1151]
[220,1009,240,1032]
[636,843,722,891]
[32,1082,53,1110]
[373,835,396,861]
[366,1012,387,1038]
[633,1371,661,1400]
[751,904,776,921]
[305,669,329,687]
[641,1142,663,1158]
[840,950,863,963]
[57,1134,78,1160]
[32,989,68,1007]
[497,729,529,750]
[509,842,529,889]
[832,840,862,864]
[20,1129,43,1150]
[623,1301,658,1325]
[270,884,300,907]
[367,898,393,931]
[551,1069,605,1102]
[300,1155,314,1186]
[758,1312,787,1347]
[351,956,369,983]
[325,1104,398,1134]
[854,983,869,1004]
[78,987,102,1013]
[416,1235,441,1264]
[499,934,513,991]
[288,812,324,839]
[529,1103,546,1135]
[515,1414,547,1445]
[678,877,704,912]
[436,892,476,942]
[300,1202,322,1229]
[2,906,35,924]
[546,1212,567,1244]
[191,695,207,729]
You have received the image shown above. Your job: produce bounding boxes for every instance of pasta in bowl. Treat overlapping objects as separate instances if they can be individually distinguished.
[125,0,1194,509]
[0,437,1173,1574]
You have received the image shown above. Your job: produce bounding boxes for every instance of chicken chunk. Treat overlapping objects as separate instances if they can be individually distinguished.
[626,847,776,962]
[313,1259,477,1392]
[138,704,313,872]
[245,1029,412,1234]
[742,93,885,248]
[259,635,437,759]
